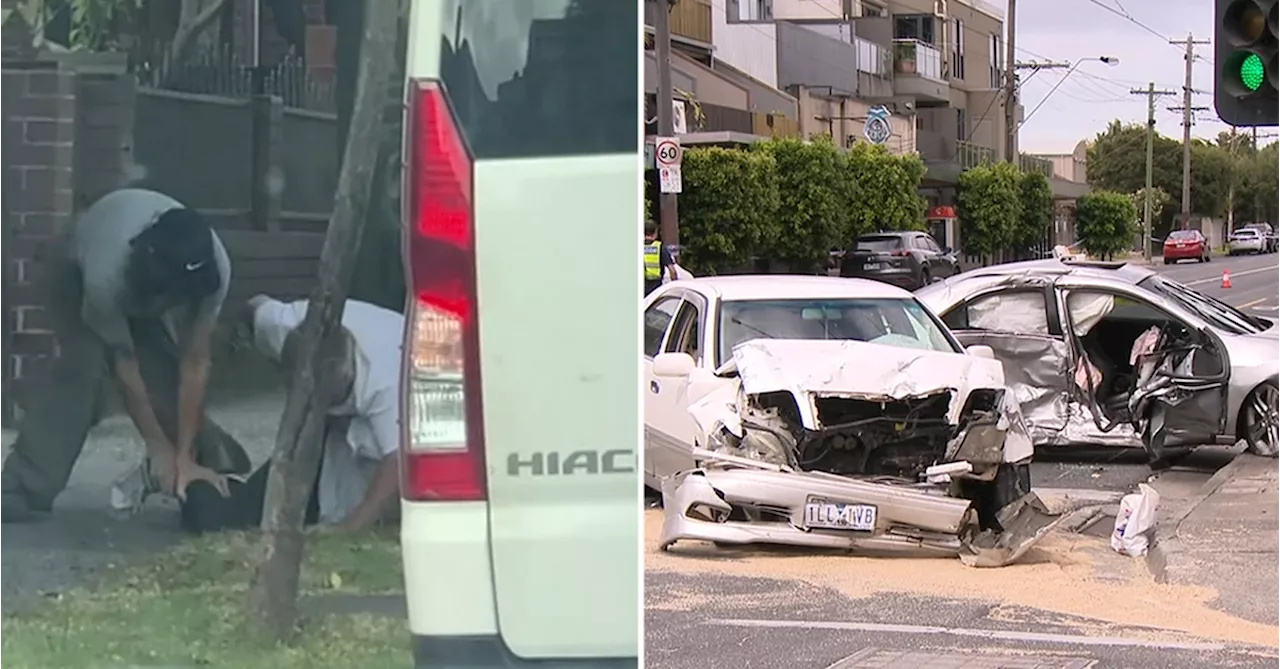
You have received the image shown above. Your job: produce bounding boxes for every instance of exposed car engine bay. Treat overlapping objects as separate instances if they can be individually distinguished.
[708,388,1011,482]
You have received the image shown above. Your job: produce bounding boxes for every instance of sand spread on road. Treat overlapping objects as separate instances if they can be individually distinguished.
[644,509,1279,649]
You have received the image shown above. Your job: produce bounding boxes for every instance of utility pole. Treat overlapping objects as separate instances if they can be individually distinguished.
[652,0,680,247]
[1252,126,1260,223]
[1170,33,1210,226]
[1130,83,1179,264]
[1002,0,1019,163]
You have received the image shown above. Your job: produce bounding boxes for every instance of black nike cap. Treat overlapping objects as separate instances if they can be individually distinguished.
[133,207,221,299]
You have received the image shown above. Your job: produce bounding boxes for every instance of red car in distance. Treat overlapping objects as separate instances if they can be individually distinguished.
[1163,229,1210,264]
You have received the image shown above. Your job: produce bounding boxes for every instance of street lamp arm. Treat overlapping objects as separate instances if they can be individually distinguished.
[1019,57,1118,129]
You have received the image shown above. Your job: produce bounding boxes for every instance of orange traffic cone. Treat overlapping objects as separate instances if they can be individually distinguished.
[1222,270,1232,289]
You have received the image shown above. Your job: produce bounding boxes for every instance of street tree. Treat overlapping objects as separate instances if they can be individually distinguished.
[168,0,231,65]
[1014,170,1054,256]
[332,0,410,312]
[1130,186,1173,233]
[841,142,927,239]
[955,161,1022,260]
[756,136,847,273]
[245,0,399,642]
[1086,120,1253,227]
[1085,121,1182,198]
[678,147,781,275]
[1076,190,1137,259]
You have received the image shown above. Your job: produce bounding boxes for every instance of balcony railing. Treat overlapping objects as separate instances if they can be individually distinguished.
[1020,154,1055,178]
[645,0,712,44]
[892,39,943,82]
[956,140,996,169]
[855,37,891,77]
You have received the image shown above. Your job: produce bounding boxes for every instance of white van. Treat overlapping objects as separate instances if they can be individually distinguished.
[398,1,639,666]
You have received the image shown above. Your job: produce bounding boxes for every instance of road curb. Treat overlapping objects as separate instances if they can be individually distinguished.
[1144,451,1254,583]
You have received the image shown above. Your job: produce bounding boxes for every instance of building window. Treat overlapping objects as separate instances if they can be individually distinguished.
[956,108,967,141]
[894,15,936,45]
[726,0,772,23]
[951,19,965,80]
[989,33,1003,89]
[862,1,887,18]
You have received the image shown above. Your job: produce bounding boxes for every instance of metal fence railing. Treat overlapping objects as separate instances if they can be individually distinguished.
[132,42,336,113]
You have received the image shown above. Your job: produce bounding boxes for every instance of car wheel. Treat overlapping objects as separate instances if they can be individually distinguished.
[1163,258,1171,265]
[1241,381,1280,457]
[919,267,931,289]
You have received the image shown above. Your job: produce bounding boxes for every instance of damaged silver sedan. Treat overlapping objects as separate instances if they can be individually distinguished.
[916,259,1280,462]
[643,277,1067,567]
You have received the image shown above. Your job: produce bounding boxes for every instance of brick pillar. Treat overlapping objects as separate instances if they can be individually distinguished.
[2,62,77,425]
[74,74,138,210]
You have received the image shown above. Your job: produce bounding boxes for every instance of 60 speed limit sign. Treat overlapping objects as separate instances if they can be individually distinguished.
[655,137,682,167]
[655,136,683,194]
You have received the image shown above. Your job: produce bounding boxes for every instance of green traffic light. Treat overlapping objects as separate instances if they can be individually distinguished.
[1240,52,1265,90]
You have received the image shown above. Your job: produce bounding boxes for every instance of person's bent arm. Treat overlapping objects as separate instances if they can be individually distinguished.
[339,403,401,532]
[338,454,400,533]
[112,347,174,461]
[661,245,677,282]
[176,309,216,464]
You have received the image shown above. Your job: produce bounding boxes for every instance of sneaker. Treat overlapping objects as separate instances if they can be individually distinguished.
[110,459,163,514]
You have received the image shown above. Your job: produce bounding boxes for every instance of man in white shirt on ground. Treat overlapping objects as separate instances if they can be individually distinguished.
[180,295,404,534]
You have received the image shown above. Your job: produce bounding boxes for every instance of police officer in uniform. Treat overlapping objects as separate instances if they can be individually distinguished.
[643,219,676,296]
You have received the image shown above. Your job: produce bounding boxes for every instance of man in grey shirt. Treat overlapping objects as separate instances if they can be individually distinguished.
[2,188,248,522]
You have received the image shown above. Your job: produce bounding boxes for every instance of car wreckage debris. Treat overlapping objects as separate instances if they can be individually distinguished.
[659,452,1074,568]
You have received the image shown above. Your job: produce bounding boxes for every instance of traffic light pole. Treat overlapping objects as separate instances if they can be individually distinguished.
[1131,83,1179,264]
[1171,34,1210,224]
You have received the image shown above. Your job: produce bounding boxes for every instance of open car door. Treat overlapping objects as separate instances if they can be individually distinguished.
[940,286,1074,444]
[1060,286,1230,460]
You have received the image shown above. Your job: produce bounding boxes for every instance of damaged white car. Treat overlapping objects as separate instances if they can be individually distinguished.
[644,276,1067,567]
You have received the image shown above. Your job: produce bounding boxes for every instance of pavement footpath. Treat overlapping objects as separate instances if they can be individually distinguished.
[1147,452,1279,627]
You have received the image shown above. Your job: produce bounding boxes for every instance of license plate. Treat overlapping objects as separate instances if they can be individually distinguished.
[863,262,882,270]
[802,497,877,531]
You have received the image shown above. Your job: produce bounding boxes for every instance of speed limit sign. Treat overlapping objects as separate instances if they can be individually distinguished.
[655,137,682,167]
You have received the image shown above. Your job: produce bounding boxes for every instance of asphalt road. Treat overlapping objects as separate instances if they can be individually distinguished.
[645,253,1280,668]
[1152,251,1279,315]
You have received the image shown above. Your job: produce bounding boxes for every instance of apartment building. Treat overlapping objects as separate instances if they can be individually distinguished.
[702,0,1087,245]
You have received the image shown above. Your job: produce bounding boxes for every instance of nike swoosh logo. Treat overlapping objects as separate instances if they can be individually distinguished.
[185,261,206,271]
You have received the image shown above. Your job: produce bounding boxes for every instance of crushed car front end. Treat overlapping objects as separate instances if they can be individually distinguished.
[661,339,1064,567]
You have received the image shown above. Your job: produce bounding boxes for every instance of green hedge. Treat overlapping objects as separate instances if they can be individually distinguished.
[1076,190,1138,258]
[955,162,1055,259]
[673,135,928,275]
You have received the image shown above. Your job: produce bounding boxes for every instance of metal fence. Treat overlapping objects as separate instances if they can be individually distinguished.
[132,42,336,113]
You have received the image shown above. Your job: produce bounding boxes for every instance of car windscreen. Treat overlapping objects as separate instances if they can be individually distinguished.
[853,236,903,252]
[1167,230,1198,240]
[718,298,959,366]
[1138,275,1270,334]
[1232,229,1260,238]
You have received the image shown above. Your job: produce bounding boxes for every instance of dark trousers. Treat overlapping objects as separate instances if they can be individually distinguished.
[181,458,321,534]
[1,261,250,511]
[644,279,662,296]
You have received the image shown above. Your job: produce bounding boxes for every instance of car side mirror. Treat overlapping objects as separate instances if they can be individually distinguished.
[965,345,996,360]
[652,352,696,378]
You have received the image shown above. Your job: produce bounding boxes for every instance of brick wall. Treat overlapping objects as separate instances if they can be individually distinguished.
[2,62,77,425]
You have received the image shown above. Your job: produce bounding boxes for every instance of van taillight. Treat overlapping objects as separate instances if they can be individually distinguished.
[401,79,486,502]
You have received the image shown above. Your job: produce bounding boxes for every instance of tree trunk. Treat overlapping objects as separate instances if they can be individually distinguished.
[245,0,399,642]
[334,0,409,312]
[167,0,230,66]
